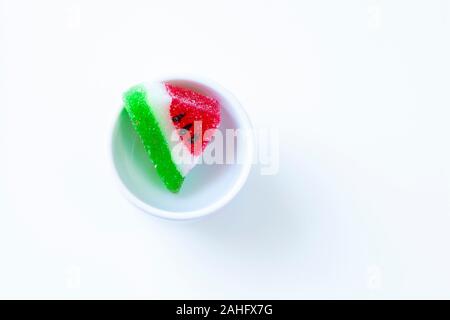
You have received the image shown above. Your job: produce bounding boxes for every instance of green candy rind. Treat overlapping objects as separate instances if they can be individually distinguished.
[123,85,184,193]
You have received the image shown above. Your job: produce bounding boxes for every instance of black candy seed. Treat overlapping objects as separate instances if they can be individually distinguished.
[172,113,185,123]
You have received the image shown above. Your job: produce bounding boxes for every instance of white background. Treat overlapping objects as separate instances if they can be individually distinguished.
[1,0,450,299]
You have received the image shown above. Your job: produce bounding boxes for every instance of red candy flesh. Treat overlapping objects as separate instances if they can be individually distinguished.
[166,83,221,156]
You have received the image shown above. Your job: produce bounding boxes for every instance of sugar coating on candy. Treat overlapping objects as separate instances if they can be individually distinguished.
[123,82,221,193]
[166,84,221,156]
[123,85,184,193]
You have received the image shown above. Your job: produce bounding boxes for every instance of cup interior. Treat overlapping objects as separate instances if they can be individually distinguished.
[111,77,253,219]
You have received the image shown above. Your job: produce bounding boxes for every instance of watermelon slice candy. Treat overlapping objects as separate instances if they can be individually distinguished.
[123,82,221,193]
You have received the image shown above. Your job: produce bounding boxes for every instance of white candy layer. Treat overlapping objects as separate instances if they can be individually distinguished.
[144,82,199,177]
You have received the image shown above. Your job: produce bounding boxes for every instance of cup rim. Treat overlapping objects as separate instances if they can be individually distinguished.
[109,74,254,220]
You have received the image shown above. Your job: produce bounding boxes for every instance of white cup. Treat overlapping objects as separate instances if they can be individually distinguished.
[110,75,254,220]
